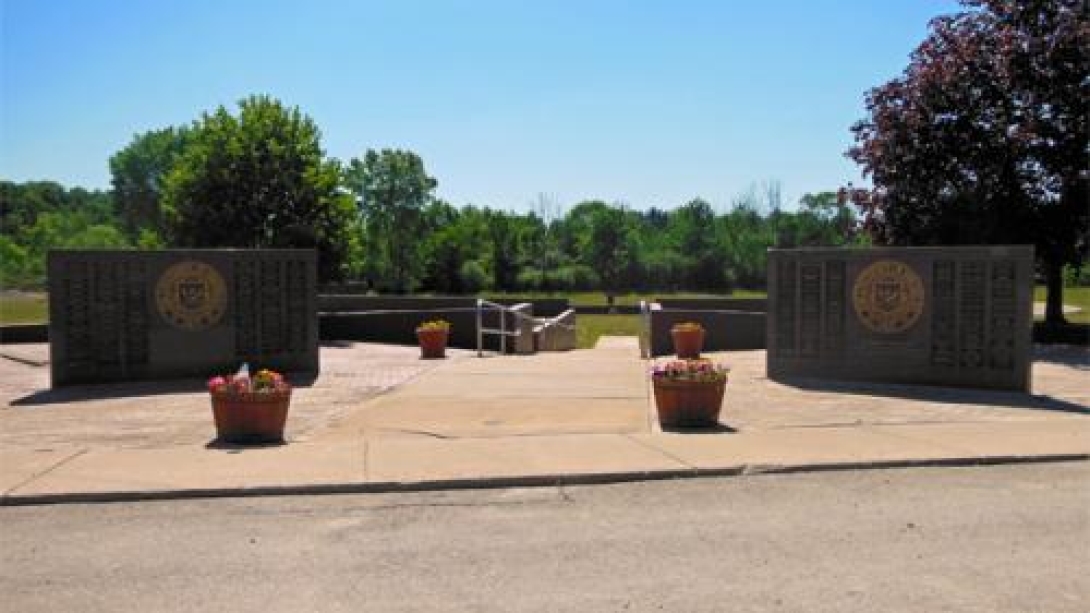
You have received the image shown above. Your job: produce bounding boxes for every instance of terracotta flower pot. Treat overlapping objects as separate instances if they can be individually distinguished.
[210,389,291,444]
[671,327,705,359]
[652,378,725,427]
[417,328,449,359]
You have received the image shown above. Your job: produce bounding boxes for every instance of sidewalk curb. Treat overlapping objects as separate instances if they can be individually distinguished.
[3,453,1086,507]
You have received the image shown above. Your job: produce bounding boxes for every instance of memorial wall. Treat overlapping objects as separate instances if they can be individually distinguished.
[48,249,318,386]
[767,246,1033,391]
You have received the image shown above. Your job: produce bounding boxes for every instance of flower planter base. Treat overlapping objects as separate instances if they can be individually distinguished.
[417,329,449,359]
[653,378,724,427]
[210,390,291,444]
[671,328,705,359]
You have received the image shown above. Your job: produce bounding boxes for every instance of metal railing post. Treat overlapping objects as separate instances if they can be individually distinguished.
[475,298,550,357]
[639,300,648,358]
[500,303,507,355]
[476,299,483,357]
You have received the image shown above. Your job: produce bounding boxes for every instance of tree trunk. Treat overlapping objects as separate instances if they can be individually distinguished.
[1044,257,1067,326]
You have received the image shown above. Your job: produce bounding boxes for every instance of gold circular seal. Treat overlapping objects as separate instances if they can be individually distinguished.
[155,260,227,330]
[852,260,925,334]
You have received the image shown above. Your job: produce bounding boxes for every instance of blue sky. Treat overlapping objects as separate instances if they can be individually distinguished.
[1,0,962,212]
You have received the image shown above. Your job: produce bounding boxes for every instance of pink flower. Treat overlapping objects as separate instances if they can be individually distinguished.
[207,376,227,392]
[209,368,287,395]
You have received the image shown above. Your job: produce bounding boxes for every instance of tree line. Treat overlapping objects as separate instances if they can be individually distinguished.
[0,95,861,293]
[3,0,1084,323]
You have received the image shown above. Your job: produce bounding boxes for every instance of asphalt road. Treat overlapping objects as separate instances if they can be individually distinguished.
[2,463,1088,613]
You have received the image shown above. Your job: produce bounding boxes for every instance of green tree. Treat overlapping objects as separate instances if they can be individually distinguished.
[0,180,64,233]
[1,180,114,234]
[485,209,521,291]
[848,0,1087,324]
[0,236,31,287]
[420,200,469,293]
[109,126,189,239]
[345,149,437,292]
[0,181,125,287]
[530,193,564,290]
[163,95,357,281]
[584,205,633,299]
[793,191,861,247]
[670,198,726,289]
[719,191,773,289]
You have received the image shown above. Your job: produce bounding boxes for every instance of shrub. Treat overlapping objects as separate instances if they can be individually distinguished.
[568,265,600,290]
[1064,264,1090,287]
[459,260,491,293]
[516,269,544,291]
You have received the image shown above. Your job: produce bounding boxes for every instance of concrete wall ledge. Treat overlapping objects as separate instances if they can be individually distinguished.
[0,324,49,344]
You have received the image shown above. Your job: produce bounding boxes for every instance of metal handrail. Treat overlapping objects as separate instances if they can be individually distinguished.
[534,309,577,331]
[322,299,575,358]
[476,298,583,356]
[476,299,540,323]
[476,299,538,356]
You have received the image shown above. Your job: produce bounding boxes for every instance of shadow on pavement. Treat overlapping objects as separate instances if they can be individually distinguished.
[204,439,288,452]
[660,424,738,435]
[1032,344,1090,370]
[319,340,357,349]
[9,373,319,407]
[776,377,1088,415]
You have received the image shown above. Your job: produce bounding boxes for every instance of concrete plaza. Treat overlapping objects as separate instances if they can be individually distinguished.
[1,338,1087,504]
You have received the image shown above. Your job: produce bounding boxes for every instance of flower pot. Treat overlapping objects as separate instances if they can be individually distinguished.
[652,377,724,427]
[417,328,449,359]
[671,327,705,358]
[210,389,291,444]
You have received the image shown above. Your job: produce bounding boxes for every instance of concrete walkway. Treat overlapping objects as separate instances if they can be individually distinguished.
[317,338,649,441]
[1,338,1088,505]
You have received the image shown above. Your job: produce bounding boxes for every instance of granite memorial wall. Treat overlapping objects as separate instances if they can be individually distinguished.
[48,249,318,386]
[767,246,1033,391]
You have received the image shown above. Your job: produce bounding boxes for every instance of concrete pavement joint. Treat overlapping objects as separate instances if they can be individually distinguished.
[369,428,454,439]
[3,455,1085,508]
[643,379,657,434]
[622,433,697,470]
[361,437,369,482]
[0,353,49,367]
[3,447,88,496]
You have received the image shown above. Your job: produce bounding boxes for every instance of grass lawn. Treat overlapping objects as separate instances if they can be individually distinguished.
[576,314,642,349]
[497,290,765,349]
[0,292,48,325]
[1034,285,1090,324]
